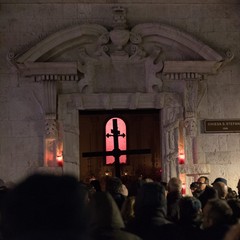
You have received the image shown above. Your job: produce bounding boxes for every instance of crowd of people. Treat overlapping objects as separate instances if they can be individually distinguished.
[0,174,240,240]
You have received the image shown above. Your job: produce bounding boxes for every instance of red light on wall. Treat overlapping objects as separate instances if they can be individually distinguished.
[181,183,186,195]
[56,154,63,167]
[178,153,185,164]
[179,173,186,196]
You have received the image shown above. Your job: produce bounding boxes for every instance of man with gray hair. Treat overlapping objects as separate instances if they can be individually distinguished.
[213,181,228,200]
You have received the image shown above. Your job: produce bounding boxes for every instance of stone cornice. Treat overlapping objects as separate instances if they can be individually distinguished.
[163,60,224,76]
[15,60,224,80]
[59,92,182,110]
[17,62,78,75]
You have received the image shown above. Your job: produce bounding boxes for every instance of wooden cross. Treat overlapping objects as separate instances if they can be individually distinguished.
[82,119,151,178]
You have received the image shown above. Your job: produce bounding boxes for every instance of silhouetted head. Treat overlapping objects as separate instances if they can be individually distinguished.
[178,196,202,225]
[135,182,167,218]
[213,181,228,199]
[211,177,227,186]
[197,176,209,192]
[202,198,233,229]
[167,177,182,192]
[90,179,102,192]
[1,173,89,239]
[105,177,123,195]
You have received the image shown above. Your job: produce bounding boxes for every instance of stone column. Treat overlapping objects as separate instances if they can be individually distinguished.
[161,106,183,182]
[42,76,58,167]
[181,75,211,185]
[184,78,199,165]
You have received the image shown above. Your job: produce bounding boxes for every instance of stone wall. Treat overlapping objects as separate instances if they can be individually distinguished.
[0,1,240,190]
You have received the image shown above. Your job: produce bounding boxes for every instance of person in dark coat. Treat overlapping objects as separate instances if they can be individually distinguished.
[196,176,218,209]
[87,191,142,240]
[224,223,240,240]
[190,182,201,198]
[198,185,218,209]
[105,177,127,210]
[90,179,102,192]
[126,182,177,240]
[202,198,233,240]
[1,173,90,240]
[227,198,240,224]
[166,177,182,222]
[121,196,136,225]
[175,196,204,240]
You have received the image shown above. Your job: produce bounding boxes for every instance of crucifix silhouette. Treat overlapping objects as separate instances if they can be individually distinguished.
[82,118,151,178]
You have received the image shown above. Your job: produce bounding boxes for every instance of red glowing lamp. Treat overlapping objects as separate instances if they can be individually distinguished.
[178,153,185,164]
[56,154,63,167]
[181,183,186,195]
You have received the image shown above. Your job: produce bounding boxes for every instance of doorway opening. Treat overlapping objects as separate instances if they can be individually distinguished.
[105,117,127,165]
[79,109,162,182]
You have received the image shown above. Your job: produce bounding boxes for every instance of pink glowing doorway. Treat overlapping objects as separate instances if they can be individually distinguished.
[105,118,127,164]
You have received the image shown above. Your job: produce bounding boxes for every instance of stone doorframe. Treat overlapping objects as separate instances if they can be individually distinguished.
[58,92,183,181]
[9,7,232,182]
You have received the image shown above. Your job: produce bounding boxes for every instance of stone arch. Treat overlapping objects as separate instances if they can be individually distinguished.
[15,23,223,64]
[16,24,109,63]
[131,23,223,61]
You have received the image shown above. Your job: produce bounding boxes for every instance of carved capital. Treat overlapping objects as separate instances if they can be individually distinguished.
[184,117,197,137]
[45,117,57,139]
[42,80,59,138]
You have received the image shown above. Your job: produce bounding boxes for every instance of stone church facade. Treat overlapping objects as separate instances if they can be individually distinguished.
[0,1,240,192]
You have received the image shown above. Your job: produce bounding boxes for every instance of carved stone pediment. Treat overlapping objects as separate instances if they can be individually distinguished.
[76,45,163,93]
[9,7,231,94]
[14,6,226,63]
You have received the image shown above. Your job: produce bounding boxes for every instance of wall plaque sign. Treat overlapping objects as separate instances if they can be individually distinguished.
[204,120,240,133]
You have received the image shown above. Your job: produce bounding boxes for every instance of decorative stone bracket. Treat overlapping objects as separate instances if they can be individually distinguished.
[38,73,79,168]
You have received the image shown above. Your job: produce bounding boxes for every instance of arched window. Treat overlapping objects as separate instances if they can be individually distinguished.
[105,117,127,164]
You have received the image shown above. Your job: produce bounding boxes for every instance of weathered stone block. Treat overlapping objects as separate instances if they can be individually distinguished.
[206,151,232,164]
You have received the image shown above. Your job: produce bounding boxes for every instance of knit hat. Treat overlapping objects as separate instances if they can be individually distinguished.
[211,177,227,185]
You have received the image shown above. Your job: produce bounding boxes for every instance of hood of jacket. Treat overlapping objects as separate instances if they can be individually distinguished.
[134,182,168,221]
[88,191,125,232]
